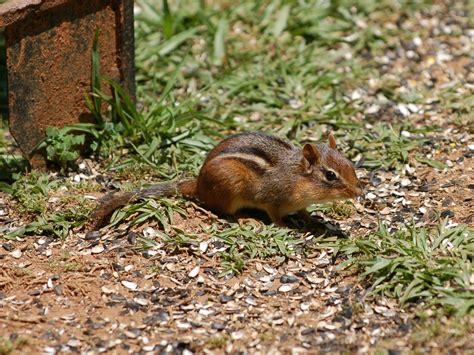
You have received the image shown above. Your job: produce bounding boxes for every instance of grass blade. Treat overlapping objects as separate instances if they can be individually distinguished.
[162,0,174,39]
[158,28,197,56]
[214,18,228,66]
[272,4,291,37]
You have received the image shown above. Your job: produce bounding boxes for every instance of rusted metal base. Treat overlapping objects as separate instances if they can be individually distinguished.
[0,0,135,168]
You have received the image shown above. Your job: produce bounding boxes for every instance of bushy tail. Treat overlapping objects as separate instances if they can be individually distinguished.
[88,179,197,231]
[89,191,137,231]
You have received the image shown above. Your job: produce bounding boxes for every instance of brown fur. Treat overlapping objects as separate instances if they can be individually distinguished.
[89,132,363,230]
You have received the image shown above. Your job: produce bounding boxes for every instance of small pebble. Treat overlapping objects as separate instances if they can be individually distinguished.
[165,263,176,272]
[135,298,149,306]
[263,265,276,274]
[127,233,137,245]
[121,280,138,290]
[440,210,454,218]
[301,328,316,336]
[176,321,191,330]
[212,322,226,331]
[143,227,157,238]
[91,245,105,254]
[101,286,114,294]
[264,290,278,296]
[199,308,214,316]
[365,104,380,114]
[10,249,22,259]
[219,294,233,303]
[366,192,377,200]
[380,207,392,215]
[371,176,383,186]
[231,331,244,340]
[300,302,311,311]
[280,274,299,284]
[413,36,422,46]
[2,243,13,252]
[28,289,41,296]
[67,339,80,348]
[407,103,419,113]
[306,275,325,284]
[278,284,293,293]
[245,296,257,306]
[400,178,411,187]
[188,266,200,278]
[397,104,410,117]
[350,90,362,100]
[289,98,303,109]
[404,165,415,175]
[199,241,209,253]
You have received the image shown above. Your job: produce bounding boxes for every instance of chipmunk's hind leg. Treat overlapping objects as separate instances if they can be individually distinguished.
[265,207,286,227]
[196,159,256,216]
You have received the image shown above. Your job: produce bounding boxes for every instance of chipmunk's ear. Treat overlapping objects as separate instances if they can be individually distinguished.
[301,144,320,174]
[328,132,337,149]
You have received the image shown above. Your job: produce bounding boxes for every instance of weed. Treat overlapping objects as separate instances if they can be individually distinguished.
[0,335,29,355]
[9,172,52,215]
[337,221,474,315]
[33,124,99,172]
[206,335,229,348]
[0,337,13,355]
[0,121,28,185]
[213,223,306,275]
[313,201,356,220]
[259,331,276,343]
[12,266,32,277]
[107,197,186,230]
[415,155,447,170]
[409,313,474,351]
[346,123,423,169]
[147,263,162,274]
[48,251,83,272]
[3,172,95,238]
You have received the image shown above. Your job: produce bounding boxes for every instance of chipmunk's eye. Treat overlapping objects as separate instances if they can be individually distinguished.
[324,169,338,181]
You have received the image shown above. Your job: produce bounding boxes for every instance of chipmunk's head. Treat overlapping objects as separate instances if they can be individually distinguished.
[299,132,364,202]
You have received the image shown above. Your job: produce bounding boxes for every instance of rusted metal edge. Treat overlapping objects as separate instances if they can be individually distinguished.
[114,0,136,101]
[0,0,71,27]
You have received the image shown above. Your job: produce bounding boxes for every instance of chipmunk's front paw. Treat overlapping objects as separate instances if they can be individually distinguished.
[237,217,263,228]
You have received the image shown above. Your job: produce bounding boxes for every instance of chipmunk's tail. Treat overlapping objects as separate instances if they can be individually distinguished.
[88,179,197,232]
[138,179,197,199]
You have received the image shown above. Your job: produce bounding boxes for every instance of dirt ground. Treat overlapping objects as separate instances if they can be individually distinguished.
[1,131,473,353]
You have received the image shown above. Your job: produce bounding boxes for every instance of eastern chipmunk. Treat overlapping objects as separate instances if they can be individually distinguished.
[89,132,363,230]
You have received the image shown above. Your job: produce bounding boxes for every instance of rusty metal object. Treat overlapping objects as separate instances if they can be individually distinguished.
[0,0,135,168]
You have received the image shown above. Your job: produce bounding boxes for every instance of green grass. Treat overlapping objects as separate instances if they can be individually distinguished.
[28,0,436,174]
[0,121,28,186]
[47,251,84,272]
[113,197,315,275]
[0,0,472,332]
[0,337,13,355]
[337,221,474,315]
[0,335,29,355]
[1,172,96,239]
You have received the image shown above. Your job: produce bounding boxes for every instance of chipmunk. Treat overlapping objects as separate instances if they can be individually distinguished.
[89,132,363,230]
